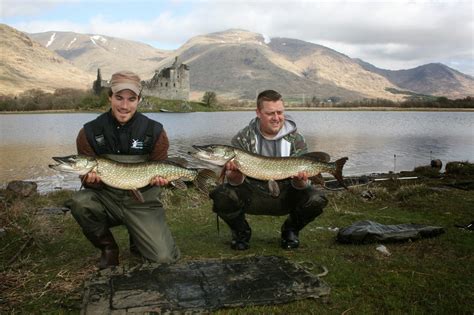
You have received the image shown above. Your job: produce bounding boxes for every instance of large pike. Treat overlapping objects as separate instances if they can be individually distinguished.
[49,155,216,197]
[191,144,348,195]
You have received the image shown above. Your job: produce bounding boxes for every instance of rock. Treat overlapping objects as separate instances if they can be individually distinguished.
[376,244,391,256]
[0,227,6,238]
[6,180,37,197]
[361,190,375,200]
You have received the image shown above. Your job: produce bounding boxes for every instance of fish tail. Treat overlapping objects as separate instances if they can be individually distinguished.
[194,168,217,194]
[330,157,349,189]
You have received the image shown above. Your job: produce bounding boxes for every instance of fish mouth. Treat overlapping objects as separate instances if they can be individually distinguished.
[52,155,77,164]
[191,145,212,153]
[49,155,83,169]
[49,156,74,170]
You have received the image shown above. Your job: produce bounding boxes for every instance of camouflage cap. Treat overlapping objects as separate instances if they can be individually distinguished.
[110,70,142,95]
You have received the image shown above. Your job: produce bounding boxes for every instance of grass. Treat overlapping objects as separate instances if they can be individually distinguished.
[142,96,222,112]
[1,175,473,314]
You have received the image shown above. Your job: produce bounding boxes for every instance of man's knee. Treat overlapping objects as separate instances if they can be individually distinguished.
[209,184,245,218]
[65,190,98,218]
[302,190,328,216]
[147,248,180,264]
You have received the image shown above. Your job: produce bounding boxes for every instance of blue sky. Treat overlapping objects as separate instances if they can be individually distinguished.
[2,0,473,75]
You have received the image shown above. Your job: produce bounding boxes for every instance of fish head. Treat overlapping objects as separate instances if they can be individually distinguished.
[191,144,236,166]
[49,155,97,175]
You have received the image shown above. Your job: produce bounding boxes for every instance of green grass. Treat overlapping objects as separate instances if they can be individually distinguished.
[142,96,223,112]
[1,177,473,314]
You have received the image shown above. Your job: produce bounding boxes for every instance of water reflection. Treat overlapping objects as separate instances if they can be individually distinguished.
[1,111,473,193]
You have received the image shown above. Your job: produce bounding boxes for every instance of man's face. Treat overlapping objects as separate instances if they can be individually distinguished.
[256,99,285,138]
[109,89,140,125]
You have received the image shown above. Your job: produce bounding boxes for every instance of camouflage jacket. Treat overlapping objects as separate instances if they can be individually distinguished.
[231,117,308,157]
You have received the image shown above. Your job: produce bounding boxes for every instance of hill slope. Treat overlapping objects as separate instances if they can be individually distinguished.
[29,31,171,80]
[355,59,474,99]
[0,24,94,95]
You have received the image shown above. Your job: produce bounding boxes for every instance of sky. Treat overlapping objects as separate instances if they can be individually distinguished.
[1,0,473,75]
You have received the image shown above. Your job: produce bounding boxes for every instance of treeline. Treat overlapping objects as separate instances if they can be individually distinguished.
[304,96,474,109]
[1,88,473,111]
[0,89,108,111]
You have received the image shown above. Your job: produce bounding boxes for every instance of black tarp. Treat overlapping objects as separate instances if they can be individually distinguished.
[337,220,445,244]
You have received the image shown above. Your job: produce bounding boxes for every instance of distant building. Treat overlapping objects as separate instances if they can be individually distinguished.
[92,68,110,95]
[142,57,190,101]
[92,57,190,101]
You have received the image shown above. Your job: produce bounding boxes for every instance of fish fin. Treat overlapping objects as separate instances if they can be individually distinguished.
[218,167,226,184]
[268,179,280,198]
[330,157,349,189]
[131,189,145,203]
[194,169,218,194]
[79,175,87,190]
[309,173,325,186]
[171,179,188,190]
[303,151,331,163]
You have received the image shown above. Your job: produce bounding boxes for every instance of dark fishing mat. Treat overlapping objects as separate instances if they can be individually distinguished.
[336,220,445,244]
[81,255,330,314]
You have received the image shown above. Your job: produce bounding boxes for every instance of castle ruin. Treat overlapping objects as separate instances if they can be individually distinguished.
[92,57,190,101]
[92,68,110,95]
[143,57,190,100]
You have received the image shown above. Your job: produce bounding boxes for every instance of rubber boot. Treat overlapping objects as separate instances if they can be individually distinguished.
[281,218,300,250]
[225,216,252,250]
[129,234,141,257]
[87,230,119,269]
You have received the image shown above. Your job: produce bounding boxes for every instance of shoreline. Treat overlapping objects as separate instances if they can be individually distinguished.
[1,107,474,114]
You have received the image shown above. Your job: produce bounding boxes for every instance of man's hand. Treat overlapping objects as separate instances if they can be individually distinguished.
[225,160,245,185]
[82,171,101,184]
[150,176,169,186]
[291,171,309,189]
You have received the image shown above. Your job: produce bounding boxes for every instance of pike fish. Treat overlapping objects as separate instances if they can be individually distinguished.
[49,155,216,199]
[191,144,348,196]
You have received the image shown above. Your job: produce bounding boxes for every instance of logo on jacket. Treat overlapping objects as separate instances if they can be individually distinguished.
[131,139,144,150]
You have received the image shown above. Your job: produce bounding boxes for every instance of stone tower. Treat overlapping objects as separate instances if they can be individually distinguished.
[142,57,190,100]
[92,68,110,95]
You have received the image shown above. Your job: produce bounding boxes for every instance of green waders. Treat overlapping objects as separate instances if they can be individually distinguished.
[66,185,180,266]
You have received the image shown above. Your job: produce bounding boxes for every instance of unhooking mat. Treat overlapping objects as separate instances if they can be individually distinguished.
[336,220,445,244]
[81,255,330,314]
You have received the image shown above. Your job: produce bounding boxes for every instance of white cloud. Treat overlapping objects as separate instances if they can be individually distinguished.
[1,0,80,17]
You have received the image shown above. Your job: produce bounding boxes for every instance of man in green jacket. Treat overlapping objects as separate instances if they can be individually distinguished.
[210,90,328,250]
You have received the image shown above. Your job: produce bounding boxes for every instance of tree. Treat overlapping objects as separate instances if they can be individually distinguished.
[202,91,217,107]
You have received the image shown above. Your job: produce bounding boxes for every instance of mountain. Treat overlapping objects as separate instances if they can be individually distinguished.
[139,29,404,100]
[355,59,474,99]
[28,30,171,79]
[3,25,473,100]
[27,28,403,100]
[0,24,94,96]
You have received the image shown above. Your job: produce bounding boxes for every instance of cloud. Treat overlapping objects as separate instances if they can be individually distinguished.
[1,0,79,17]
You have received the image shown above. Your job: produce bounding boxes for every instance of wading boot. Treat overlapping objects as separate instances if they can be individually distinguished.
[281,229,300,249]
[225,217,252,250]
[129,234,141,257]
[231,229,252,250]
[88,230,119,269]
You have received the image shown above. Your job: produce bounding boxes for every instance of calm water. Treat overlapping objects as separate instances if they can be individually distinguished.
[1,111,473,192]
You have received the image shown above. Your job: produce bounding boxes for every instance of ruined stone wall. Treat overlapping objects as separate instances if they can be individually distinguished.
[142,63,190,100]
